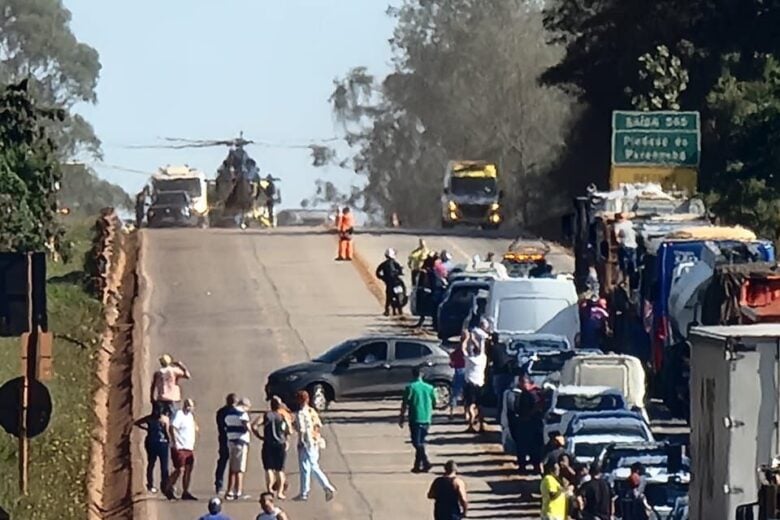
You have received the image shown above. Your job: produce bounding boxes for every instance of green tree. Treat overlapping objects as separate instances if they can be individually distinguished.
[0,0,102,157]
[0,79,65,252]
[59,164,132,215]
[327,0,574,227]
[543,0,780,233]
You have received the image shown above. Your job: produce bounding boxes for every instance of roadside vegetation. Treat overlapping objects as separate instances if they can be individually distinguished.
[0,220,102,518]
[319,0,780,239]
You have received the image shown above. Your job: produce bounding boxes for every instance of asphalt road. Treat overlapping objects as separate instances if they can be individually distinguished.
[132,226,548,520]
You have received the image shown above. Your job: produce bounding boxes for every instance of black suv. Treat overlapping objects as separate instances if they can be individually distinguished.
[147,191,196,228]
[266,336,453,410]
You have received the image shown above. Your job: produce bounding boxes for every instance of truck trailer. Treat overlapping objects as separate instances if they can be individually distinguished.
[689,324,780,520]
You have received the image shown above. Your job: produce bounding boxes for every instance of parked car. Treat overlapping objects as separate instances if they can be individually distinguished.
[567,432,650,465]
[265,336,453,410]
[564,410,654,441]
[544,385,628,438]
[146,191,197,228]
[437,280,491,340]
[597,441,690,480]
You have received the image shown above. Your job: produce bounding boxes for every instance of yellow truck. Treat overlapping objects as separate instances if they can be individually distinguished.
[441,160,503,229]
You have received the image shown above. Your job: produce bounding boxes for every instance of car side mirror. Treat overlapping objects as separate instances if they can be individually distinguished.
[337,358,352,369]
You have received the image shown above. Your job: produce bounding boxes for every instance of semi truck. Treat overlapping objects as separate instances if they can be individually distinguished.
[441,160,502,229]
[689,324,780,520]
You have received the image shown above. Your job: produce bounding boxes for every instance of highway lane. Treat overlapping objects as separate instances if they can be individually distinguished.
[132,227,539,520]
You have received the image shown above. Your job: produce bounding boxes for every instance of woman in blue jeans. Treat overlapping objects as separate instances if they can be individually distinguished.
[135,408,171,493]
[293,390,336,501]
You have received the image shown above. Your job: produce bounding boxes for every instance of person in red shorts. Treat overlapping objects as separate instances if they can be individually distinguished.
[166,398,199,500]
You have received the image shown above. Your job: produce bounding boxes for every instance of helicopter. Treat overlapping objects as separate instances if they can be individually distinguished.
[130,134,281,228]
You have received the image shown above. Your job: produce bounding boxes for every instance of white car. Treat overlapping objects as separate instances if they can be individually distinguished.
[544,385,628,439]
[567,433,649,465]
[565,411,654,442]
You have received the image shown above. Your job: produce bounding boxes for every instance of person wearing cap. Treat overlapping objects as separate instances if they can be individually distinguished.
[256,492,290,520]
[224,397,252,500]
[198,497,232,520]
[376,248,405,316]
[166,398,198,500]
[150,354,191,417]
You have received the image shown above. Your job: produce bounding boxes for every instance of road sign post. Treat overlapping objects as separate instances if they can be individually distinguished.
[610,111,701,191]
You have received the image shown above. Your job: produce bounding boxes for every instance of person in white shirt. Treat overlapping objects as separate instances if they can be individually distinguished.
[166,398,198,500]
[224,397,252,500]
[614,213,638,282]
[464,320,489,433]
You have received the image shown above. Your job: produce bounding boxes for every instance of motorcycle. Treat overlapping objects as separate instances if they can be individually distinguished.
[389,276,409,310]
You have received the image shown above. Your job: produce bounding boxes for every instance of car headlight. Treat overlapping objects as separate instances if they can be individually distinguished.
[447,200,457,211]
[284,373,300,382]
[490,202,500,211]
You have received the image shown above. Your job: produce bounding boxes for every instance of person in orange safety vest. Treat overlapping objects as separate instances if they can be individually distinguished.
[336,207,355,261]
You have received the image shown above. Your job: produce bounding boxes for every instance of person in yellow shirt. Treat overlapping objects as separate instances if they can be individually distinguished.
[540,461,567,520]
[407,238,429,284]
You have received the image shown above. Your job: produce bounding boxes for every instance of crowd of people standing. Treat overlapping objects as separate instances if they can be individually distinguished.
[137,354,346,519]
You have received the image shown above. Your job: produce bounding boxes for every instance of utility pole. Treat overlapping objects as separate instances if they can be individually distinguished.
[18,253,40,495]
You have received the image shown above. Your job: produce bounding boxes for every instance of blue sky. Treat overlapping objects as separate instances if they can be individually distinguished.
[65,1,397,208]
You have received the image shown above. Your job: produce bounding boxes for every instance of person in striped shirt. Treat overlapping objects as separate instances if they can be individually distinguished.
[224,397,252,500]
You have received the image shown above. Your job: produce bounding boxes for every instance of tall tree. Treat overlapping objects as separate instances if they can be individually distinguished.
[327,0,575,227]
[0,0,101,157]
[0,79,66,252]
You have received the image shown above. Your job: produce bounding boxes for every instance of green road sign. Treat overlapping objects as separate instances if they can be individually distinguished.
[612,111,700,167]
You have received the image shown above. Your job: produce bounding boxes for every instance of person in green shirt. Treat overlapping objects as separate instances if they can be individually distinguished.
[399,366,437,473]
[540,461,567,520]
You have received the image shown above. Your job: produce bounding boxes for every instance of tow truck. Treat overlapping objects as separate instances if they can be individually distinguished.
[502,243,551,278]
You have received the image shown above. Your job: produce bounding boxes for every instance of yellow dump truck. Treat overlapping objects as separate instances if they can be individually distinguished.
[440,160,503,229]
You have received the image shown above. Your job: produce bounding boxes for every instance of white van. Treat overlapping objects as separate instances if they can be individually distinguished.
[486,277,580,346]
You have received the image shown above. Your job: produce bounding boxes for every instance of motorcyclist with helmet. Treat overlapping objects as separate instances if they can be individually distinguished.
[376,248,406,316]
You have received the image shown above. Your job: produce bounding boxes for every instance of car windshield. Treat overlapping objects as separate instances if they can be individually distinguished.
[497,297,569,332]
[573,442,609,461]
[556,394,624,411]
[513,338,569,352]
[154,178,202,197]
[570,422,648,439]
[153,192,188,205]
[314,340,356,363]
[447,286,480,305]
[450,177,497,197]
[602,448,667,473]
[527,353,571,374]
[645,482,689,508]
